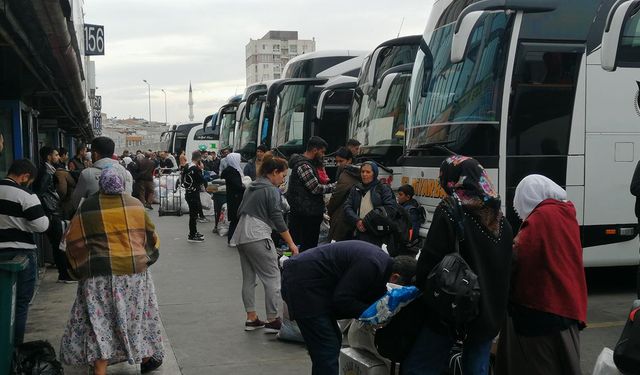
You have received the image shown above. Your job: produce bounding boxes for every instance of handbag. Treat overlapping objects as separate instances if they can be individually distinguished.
[613,299,640,374]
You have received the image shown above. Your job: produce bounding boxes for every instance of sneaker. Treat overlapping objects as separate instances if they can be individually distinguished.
[187,235,204,243]
[264,318,282,333]
[245,318,265,331]
[194,232,205,238]
[141,355,163,373]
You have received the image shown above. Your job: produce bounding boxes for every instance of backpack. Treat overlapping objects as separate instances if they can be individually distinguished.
[12,340,64,375]
[422,197,481,339]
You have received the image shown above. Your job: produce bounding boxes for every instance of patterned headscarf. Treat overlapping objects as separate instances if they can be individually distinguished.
[99,168,125,195]
[439,155,502,236]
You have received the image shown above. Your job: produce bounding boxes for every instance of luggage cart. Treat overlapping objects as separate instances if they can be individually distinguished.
[157,169,183,217]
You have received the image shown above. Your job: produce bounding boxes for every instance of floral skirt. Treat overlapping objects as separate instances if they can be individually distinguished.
[60,271,164,366]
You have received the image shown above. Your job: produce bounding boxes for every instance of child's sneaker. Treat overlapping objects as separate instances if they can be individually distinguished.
[245,318,265,331]
[187,235,204,243]
[263,318,282,333]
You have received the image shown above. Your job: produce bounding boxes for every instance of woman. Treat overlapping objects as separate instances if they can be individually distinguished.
[327,147,360,241]
[344,161,396,246]
[60,168,163,375]
[495,174,587,375]
[402,155,513,375]
[221,152,245,245]
[231,154,299,332]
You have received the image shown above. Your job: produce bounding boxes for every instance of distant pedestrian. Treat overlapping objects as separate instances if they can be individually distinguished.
[495,175,587,375]
[327,147,360,241]
[232,155,298,332]
[244,144,268,180]
[219,147,232,173]
[221,153,245,245]
[397,184,422,241]
[179,151,188,169]
[344,161,396,246]
[61,168,163,375]
[57,147,69,169]
[132,152,155,210]
[0,160,49,344]
[346,138,361,156]
[33,146,72,282]
[55,163,77,220]
[286,136,335,251]
[68,146,88,179]
[281,240,416,375]
[182,151,206,242]
[403,156,513,375]
[72,137,133,208]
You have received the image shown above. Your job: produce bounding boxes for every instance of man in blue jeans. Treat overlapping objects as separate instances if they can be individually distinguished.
[281,241,417,375]
[0,159,50,343]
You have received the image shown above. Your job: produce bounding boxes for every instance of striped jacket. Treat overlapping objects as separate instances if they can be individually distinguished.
[0,178,50,249]
[65,193,159,279]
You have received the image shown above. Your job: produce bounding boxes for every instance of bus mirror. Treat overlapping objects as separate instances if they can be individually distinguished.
[451,11,485,64]
[602,0,640,71]
[376,73,399,108]
[316,89,332,120]
[236,102,246,122]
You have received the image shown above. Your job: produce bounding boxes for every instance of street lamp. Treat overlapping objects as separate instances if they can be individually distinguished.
[161,89,167,126]
[142,79,151,124]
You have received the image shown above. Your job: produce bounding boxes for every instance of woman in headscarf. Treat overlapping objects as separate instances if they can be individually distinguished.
[60,168,164,375]
[494,174,587,375]
[402,155,513,375]
[221,152,245,245]
[344,161,396,246]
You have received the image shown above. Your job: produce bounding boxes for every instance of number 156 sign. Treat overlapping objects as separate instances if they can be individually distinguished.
[84,24,105,56]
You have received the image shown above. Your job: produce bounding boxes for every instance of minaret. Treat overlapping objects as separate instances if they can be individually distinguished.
[188,81,194,122]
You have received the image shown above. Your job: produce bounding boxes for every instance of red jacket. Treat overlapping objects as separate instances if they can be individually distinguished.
[512,199,587,324]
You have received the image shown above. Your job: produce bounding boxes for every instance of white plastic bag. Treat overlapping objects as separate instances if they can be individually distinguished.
[200,191,213,210]
[217,203,229,236]
[592,348,622,375]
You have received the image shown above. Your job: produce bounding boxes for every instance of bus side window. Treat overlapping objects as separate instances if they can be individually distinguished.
[617,10,640,67]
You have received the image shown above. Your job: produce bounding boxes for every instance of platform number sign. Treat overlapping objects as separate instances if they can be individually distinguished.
[84,24,105,56]
[93,96,102,135]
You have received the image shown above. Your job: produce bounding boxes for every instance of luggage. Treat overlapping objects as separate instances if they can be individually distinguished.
[12,340,63,375]
[613,299,640,374]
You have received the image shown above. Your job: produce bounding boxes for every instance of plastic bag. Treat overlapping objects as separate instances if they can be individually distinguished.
[12,340,64,375]
[200,191,213,210]
[277,302,305,343]
[359,285,422,326]
[217,203,229,236]
[594,348,622,375]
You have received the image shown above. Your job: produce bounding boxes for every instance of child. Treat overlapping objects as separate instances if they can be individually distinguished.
[182,151,207,242]
[397,184,423,241]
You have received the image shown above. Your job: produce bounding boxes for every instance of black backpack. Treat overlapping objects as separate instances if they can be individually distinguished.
[614,299,640,373]
[422,198,481,338]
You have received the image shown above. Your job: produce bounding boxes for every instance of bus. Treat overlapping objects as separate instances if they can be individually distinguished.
[346,35,421,179]
[160,123,200,155]
[213,95,242,151]
[235,50,366,162]
[185,114,219,154]
[403,0,640,267]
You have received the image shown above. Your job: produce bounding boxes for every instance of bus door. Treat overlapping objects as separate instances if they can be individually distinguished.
[506,43,584,226]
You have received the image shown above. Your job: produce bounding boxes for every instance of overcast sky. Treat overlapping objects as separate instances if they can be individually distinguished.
[84,0,433,125]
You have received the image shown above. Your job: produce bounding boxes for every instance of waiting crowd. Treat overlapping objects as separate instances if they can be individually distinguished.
[1,134,589,375]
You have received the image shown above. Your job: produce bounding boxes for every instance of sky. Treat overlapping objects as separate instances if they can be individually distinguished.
[84,0,433,126]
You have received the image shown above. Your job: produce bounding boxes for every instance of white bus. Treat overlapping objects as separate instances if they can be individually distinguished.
[402,0,640,266]
[212,94,242,151]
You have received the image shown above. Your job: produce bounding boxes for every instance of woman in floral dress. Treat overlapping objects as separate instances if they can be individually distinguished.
[60,168,164,375]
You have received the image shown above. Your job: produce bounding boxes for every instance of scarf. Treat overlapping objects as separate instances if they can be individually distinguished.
[439,155,502,237]
[360,161,380,192]
[513,174,567,220]
[226,152,244,177]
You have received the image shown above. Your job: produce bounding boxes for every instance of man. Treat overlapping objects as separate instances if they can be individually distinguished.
[132,152,156,209]
[183,151,206,242]
[244,144,268,180]
[209,150,221,175]
[72,136,133,209]
[57,147,69,169]
[287,136,335,251]
[346,138,361,157]
[0,160,49,344]
[68,145,87,177]
[327,147,360,242]
[282,241,417,375]
[33,146,72,282]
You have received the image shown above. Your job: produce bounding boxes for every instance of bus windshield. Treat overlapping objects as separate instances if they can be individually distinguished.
[219,112,236,149]
[408,12,512,156]
[237,100,261,160]
[273,84,310,152]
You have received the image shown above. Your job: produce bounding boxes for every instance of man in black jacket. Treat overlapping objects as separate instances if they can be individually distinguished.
[281,240,416,375]
[183,151,206,243]
[286,136,335,251]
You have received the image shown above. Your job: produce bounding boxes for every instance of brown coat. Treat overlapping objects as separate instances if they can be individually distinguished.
[327,165,360,241]
[55,169,76,220]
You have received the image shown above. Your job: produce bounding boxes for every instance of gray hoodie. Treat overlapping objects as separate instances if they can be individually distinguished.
[71,158,134,208]
[236,177,287,233]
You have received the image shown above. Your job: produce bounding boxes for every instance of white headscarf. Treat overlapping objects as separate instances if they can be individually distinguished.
[226,152,244,177]
[514,174,567,220]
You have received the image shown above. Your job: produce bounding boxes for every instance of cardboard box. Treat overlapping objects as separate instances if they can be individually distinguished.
[339,347,388,375]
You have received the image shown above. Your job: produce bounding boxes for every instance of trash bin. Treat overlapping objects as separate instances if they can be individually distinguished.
[0,254,29,374]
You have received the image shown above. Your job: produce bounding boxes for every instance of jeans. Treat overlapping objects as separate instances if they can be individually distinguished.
[288,214,323,252]
[402,325,492,375]
[185,192,201,236]
[2,249,37,344]
[296,315,342,375]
